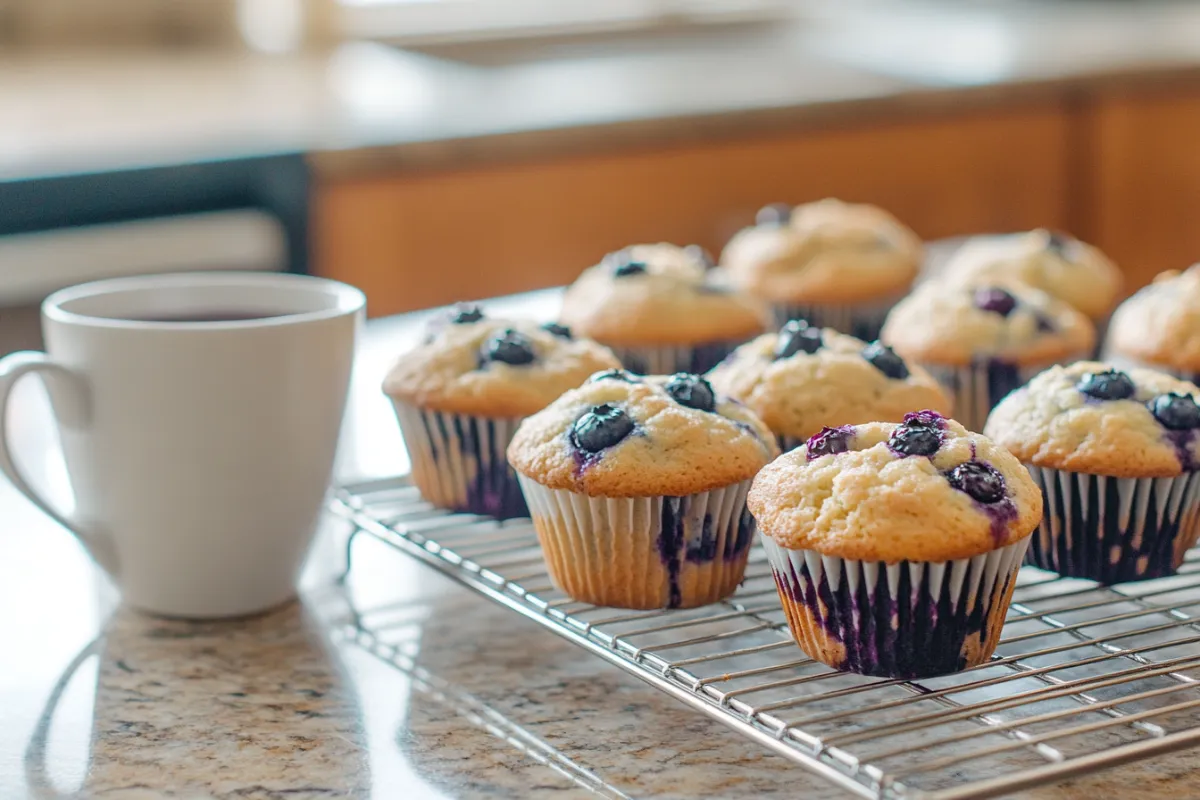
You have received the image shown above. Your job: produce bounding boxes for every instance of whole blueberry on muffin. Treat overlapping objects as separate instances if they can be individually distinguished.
[1107,265,1200,383]
[707,322,952,450]
[507,371,778,609]
[719,198,923,339]
[748,411,1041,678]
[985,361,1200,583]
[559,243,769,375]
[943,229,1122,325]
[881,282,1094,432]
[383,305,620,519]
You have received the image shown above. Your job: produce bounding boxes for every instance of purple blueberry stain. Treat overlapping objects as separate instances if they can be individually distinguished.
[946,460,1015,545]
[1150,393,1200,470]
[658,497,684,608]
[806,426,855,461]
[973,287,1018,317]
[773,555,1005,678]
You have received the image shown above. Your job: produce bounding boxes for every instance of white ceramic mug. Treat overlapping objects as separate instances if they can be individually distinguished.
[0,272,365,618]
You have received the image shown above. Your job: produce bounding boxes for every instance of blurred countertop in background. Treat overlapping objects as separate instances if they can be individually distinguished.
[5,1,1200,182]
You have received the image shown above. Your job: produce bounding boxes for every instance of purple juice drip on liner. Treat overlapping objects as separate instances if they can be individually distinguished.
[773,557,1006,678]
[657,498,685,609]
[1165,430,1200,472]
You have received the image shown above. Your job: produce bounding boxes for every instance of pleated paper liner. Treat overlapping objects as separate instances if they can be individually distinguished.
[923,359,1072,433]
[391,400,528,520]
[606,341,743,376]
[771,295,901,342]
[762,536,1029,678]
[517,476,755,610]
[1025,464,1200,584]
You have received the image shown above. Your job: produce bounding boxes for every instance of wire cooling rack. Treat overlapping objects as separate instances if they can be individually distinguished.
[332,476,1200,799]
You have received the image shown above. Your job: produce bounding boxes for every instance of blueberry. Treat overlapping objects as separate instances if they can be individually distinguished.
[888,412,946,458]
[756,203,793,226]
[862,341,909,380]
[1034,312,1057,333]
[1045,231,1074,258]
[570,403,636,453]
[973,287,1018,317]
[903,409,947,429]
[665,373,716,413]
[947,461,1006,504]
[540,322,573,340]
[1150,393,1200,431]
[481,329,535,366]
[1077,369,1135,401]
[449,303,484,324]
[605,251,649,277]
[806,426,854,460]
[588,369,640,384]
[774,320,823,359]
[684,244,715,269]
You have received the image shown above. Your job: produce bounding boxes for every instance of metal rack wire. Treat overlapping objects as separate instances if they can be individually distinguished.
[332,475,1200,799]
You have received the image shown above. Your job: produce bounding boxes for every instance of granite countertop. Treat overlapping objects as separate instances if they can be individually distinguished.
[5,2,1200,182]
[6,291,1200,800]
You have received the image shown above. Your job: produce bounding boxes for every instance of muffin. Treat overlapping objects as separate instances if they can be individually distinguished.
[507,371,778,609]
[985,362,1200,584]
[942,229,1122,325]
[559,243,769,375]
[1107,265,1200,383]
[881,282,1095,432]
[748,411,1042,678]
[720,198,922,339]
[383,304,621,520]
[707,320,952,451]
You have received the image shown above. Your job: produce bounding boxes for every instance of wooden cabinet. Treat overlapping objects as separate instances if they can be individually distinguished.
[314,101,1073,317]
[1088,86,1200,289]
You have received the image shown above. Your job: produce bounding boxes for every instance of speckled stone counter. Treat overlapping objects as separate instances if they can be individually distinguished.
[6,296,1200,800]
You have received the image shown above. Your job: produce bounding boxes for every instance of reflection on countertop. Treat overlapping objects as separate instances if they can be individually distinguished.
[5,2,1200,181]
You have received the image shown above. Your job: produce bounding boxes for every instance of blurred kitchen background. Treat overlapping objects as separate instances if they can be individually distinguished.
[2,0,1200,342]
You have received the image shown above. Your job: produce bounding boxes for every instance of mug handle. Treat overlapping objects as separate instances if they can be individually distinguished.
[0,351,114,574]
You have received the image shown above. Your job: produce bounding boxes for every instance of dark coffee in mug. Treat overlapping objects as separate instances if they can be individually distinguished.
[124,310,292,323]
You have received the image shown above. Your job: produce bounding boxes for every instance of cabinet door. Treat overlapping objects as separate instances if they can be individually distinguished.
[1090,87,1200,291]
[315,103,1071,316]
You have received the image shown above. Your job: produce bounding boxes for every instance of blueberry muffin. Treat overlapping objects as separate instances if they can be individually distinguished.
[748,411,1041,678]
[985,362,1200,583]
[707,321,952,450]
[383,304,621,519]
[881,282,1095,432]
[719,198,922,339]
[559,243,769,375]
[507,371,778,609]
[943,229,1122,324]
[1107,265,1200,383]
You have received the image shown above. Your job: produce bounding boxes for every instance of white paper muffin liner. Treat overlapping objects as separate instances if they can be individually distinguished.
[762,536,1029,678]
[391,400,528,520]
[772,295,902,342]
[1025,464,1200,584]
[606,340,744,376]
[923,360,1070,433]
[516,476,756,609]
